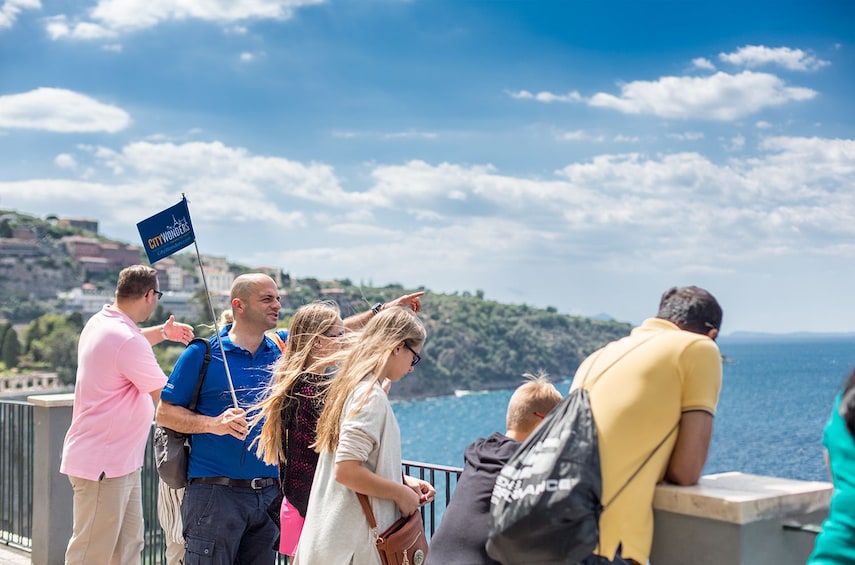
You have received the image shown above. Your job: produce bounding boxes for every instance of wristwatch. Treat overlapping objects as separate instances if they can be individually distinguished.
[371,302,384,315]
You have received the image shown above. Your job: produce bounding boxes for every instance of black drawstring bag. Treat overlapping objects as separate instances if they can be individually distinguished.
[487,333,673,564]
[486,386,602,564]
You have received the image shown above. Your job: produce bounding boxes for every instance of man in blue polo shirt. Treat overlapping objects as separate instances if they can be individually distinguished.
[157,273,285,563]
[157,273,426,563]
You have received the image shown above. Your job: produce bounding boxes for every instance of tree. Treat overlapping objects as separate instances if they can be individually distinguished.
[0,321,10,355]
[2,328,21,369]
[44,327,79,384]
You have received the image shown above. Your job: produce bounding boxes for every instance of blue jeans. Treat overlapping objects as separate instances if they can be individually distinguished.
[181,482,279,565]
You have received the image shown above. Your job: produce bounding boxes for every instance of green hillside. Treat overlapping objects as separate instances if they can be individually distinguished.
[0,209,631,398]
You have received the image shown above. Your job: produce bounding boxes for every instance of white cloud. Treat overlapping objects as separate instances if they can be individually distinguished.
[613,134,640,143]
[719,45,830,71]
[509,89,583,103]
[666,131,704,141]
[0,0,40,30]
[54,153,77,169]
[383,130,438,140]
[4,135,854,328]
[240,52,254,62]
[0,88,131,133]
[94,140,374,210]
[554,129,606,142]
[557,129,587,141]
[45,15,117,40]
[47,0,325,39]
[588,71,816,121]
[692,57,715,71]
[755,121,772,129]
[725,133,746,152]
[331,130,438,140]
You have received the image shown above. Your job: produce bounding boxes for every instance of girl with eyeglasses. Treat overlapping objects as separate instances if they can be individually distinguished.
[293,306,435,564]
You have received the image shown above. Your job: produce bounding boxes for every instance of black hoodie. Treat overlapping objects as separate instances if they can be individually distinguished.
[426,432,520,565]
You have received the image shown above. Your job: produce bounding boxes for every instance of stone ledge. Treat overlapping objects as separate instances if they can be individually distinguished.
[653,471,832,524]
[27,392,75,407]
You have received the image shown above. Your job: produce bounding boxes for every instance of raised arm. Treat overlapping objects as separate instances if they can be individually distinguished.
[141,315,194,346]
[343,291,425,330]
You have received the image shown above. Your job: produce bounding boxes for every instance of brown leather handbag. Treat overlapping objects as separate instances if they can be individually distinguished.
[357,492,428,565]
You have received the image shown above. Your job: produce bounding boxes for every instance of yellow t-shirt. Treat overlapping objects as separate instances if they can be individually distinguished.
[570,318,722,564]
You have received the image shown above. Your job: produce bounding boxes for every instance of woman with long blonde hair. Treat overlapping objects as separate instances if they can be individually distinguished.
[251,301,345,542]
[293,306,435,564]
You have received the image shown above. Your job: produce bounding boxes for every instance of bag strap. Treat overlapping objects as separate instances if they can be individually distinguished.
[187,337,212,412]
[356,492,378,530]
[577,332,661,391]
[267,330,287,353]
[576,330,681,507]
[602,421,679,509]
[355,471,408,533]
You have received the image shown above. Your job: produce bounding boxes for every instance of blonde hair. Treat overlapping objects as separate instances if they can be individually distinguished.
[218,309,234,326]
[313,307,426,454]
[250,301,341,465]
[506,371,562,434]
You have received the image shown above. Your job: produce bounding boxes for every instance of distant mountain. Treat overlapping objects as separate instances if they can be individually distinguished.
[589,312,617,322]
[724,331,855,342]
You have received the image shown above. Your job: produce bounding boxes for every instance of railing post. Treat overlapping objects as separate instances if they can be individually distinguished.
[28,393,75,565]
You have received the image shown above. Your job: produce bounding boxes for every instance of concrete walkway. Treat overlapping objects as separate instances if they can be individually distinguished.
[0,543,31,564]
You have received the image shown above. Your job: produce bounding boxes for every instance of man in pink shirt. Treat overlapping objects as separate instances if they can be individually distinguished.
[60,265,194,564]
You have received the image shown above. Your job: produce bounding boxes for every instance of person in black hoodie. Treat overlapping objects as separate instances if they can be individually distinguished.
[427,373,563,565]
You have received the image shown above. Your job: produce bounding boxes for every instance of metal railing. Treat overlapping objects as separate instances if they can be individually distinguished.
[0,399,462,562]
[0,400,33,551]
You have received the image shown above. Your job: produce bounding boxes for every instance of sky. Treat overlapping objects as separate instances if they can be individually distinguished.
[0,0,853,334]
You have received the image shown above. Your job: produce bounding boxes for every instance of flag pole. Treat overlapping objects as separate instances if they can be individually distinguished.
[184,195,239,409]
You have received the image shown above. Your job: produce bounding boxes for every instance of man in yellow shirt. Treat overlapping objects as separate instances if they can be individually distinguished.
[570,286,723,565]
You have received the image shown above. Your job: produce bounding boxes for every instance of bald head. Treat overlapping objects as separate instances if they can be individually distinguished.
[228,273,281,336]
[231,273,276,301]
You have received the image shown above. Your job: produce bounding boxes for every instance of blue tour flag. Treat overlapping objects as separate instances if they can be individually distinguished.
[136,198,196,264]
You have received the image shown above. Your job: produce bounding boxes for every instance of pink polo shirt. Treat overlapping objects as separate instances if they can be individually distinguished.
[60,304,167,480]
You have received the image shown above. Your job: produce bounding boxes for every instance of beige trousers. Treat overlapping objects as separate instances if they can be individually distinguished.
[65,469,144,565]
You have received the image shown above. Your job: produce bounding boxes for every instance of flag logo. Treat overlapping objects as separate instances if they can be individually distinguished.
[137,198,196,264]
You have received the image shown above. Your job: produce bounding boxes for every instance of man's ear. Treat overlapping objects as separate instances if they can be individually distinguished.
[707,328,719,340]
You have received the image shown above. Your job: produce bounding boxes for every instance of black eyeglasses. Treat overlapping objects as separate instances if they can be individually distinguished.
[404,343,421,367]
[151,289,164,299]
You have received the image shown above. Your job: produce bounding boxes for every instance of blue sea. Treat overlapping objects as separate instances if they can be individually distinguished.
[394,335,855,482]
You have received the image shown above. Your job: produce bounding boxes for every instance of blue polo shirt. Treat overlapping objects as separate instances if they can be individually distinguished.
[161,326,287,480]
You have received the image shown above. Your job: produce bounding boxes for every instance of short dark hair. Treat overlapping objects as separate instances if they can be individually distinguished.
[115,265,158,300]
[656,286,722,335]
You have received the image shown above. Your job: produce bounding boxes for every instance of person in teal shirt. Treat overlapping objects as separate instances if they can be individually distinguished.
[809,369,855,564]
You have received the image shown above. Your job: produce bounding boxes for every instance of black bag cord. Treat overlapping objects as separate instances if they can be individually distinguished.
[187,337,212,411]
[576,332,679,510]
